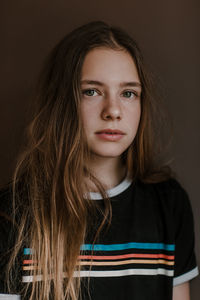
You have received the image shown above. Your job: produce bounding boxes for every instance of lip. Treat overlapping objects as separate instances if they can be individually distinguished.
[95,129,125,141]
[95,129,125,134]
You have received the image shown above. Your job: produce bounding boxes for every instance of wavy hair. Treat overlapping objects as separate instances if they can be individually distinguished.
[7,20,173,299]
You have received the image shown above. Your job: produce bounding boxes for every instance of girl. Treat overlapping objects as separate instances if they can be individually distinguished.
[0,21,198,300]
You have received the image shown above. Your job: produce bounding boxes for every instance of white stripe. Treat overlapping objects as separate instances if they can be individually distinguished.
[0,295,20,300]
[173,266,199,286]
[74,268,174,277]
[22,274,43,282]
[22,268,174,282]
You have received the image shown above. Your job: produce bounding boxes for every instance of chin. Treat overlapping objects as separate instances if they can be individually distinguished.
[91,150,126,159]
[90,143,130,157]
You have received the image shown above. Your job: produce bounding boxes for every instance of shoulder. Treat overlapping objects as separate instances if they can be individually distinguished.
[153,178,192,211]
[0,183,13,216]
[0,184,16,249]
[0,184,23,294]
[0,185,17,289]
[135,177,193,224]
[0,183,15,235]
[144,177,187,194]
[138,177,191,205]
[0,181,25,254]
[0,178,28,220]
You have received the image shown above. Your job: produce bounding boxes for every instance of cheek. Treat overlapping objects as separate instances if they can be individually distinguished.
[80,105,94,132]
[136,106,141,126]
[126,104,141,132]
[81,103,95,119]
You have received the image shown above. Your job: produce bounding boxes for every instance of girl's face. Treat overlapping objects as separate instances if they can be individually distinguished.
[80,47,141,160]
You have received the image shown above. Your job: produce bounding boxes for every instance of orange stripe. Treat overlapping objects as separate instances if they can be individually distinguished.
[23,266,40,271]
[79,259,174,266]
[78,253,174,261]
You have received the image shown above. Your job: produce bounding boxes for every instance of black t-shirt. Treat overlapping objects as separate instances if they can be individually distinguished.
[0,176,199,299]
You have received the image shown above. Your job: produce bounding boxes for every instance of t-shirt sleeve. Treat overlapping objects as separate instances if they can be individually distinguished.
[0,188,12,292]
[172,181,199,286]
[0,187,21,297]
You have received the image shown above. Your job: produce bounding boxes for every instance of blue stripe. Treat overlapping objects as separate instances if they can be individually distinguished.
[80,243,175,251]
[24,243,175,255]
[24,248,33,255]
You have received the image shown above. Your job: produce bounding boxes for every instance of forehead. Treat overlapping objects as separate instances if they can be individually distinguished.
[81,47,140,83]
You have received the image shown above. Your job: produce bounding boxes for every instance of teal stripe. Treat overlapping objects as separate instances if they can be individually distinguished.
[80,243,175,251]
[24,243,175,255]
[24,248,33,255]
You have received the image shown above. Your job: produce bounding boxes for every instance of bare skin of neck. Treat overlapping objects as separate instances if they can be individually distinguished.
[85,155,127,192]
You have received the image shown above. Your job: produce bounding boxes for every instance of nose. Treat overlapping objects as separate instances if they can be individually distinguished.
[101,95,122,121]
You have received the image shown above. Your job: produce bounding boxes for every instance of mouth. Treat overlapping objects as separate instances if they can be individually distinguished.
[95,129,125,135]
[95,129,125,141]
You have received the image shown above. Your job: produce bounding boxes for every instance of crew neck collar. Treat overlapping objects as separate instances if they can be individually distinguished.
[86,173,133,200]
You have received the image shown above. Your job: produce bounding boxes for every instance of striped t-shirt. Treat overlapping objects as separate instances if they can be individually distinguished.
[0,176,199,299]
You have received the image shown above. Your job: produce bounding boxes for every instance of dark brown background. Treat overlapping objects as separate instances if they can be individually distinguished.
[0,0,199,298]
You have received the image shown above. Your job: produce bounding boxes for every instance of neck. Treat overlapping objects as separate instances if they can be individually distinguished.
[85,155,127,192]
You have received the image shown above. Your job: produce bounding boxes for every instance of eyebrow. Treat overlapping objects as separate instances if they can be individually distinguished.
[81,80,142,89]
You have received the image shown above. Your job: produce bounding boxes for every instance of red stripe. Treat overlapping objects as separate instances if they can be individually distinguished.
[23,260,37,265]
[78,253,174,261]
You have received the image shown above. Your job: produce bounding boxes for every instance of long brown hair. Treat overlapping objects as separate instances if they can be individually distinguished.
[7,20,173,299]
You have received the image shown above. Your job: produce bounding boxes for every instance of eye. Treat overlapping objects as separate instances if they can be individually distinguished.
[123,91,138,98]
[82,89,99,97]
[122,90,138,99]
